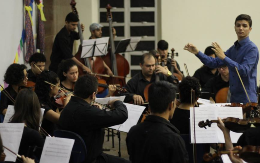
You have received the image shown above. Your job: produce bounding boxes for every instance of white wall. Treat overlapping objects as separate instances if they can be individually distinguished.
[160,0,260,84]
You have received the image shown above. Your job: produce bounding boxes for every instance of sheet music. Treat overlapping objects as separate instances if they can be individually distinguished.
[190,106,242,143]
[3,105,14,123]
[0,123,24,162]
[95,96,126,105]
[109,103,145,133]
[4,105,45,126]
[39,137,75,163]
[126,37,142,52]
[221,154,246,163]
[81,37,109,58]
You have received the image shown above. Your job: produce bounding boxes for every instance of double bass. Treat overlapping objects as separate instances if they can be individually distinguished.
[100,4,130,86]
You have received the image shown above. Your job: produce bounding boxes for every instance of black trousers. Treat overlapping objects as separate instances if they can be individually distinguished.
[95,153,131,163]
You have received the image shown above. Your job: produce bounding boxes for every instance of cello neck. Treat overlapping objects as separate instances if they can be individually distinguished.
[77,19,84,44]
[107,4,118,76]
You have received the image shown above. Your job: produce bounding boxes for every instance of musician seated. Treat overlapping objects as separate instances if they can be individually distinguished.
[0,64,28,115]
[27,52,46,83]
[157,40,183,77]
[217,118,260,163]
[170,76,201,134]
[126,81,188,163]
[10,89,45,162]
[124,53,178,105]
[193,46,218,88]
[58,59,78,92]
[201,65,229,101]
[59,74,129,163]
[35,71,67,135]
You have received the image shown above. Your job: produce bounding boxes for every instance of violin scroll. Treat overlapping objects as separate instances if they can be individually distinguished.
[198,119,213,129]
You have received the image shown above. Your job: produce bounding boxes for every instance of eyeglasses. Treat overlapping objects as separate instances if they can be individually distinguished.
[218,66,228,70]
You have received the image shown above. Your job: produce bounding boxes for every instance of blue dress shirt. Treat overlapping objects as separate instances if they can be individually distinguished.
[196,37,259,103]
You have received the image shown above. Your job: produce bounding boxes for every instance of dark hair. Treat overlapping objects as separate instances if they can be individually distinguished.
[10,89,41,130]
[149,50,158,57]
[179,76,201,104]
[35,71,59,104]
[65,12,79,23]
[157,40,168,50]
[140,53,155,64]
[29,53,46,64]
[235,14,252,27]
[4,64,27,85]
[58,59,77,81]
[74,74,98,99]
[204,46,215,56]
[148,81,177,114]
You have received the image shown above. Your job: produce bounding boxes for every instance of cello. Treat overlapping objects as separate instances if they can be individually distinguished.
[100,4,130,86]
[169,48,182,81]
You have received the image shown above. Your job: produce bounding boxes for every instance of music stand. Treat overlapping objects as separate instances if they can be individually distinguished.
[81,37,109,58]
[125,37,142,52]
[114,39,131,54]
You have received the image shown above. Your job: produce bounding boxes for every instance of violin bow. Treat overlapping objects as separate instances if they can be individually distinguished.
[235,67,251,103]
[0,85,15,104]
[184,63,190,76]
[3,145,22,161]
[33,63,42,73]
[39,126,51,137]
[44,81,72,94]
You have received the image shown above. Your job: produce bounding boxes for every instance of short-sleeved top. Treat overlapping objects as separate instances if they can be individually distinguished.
[193,66,218,88]
[170,107,190,134]
[49,26,80,73]
[0,85,17,114]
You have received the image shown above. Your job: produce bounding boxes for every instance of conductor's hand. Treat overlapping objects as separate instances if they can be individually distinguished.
[184,43,199,55]
[133,95,144,105]
[81,24,85,32]
[82,65,92,74]
[211,42,226,60]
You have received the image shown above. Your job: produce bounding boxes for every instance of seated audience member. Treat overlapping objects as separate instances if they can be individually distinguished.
[126,81,189,163]
[0,64,27,115]
[59,74,129,163]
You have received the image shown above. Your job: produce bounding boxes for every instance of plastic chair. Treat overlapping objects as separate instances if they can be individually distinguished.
[54,130,87,163]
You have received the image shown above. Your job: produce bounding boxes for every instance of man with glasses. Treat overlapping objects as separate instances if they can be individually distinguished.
[184,14,259,103]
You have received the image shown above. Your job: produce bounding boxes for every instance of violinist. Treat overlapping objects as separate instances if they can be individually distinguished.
[0,64,28,115]
[10,89,45,162]
[89,23,113,76]
[124,53,178,105]
[27,52,46,83]
[35,71,69,135]
[185,14,259,103]
[157,40,183,77]
[59,74,129,163]
[126,81,189,163]
[192,46,218,89]
[49,12,91,74]
[170,76,201,134]
[57,59,78,92]
[202,65,229,101]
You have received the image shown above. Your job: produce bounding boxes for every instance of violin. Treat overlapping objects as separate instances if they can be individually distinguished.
[25,63,43,90]
[91,101,114,111]
[98,83,128,95]
[170,48,182,81]
[204,145,260,163]
[198,117,260,133]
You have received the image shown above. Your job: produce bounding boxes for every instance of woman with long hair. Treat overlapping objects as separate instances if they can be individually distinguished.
[10,89,44,161]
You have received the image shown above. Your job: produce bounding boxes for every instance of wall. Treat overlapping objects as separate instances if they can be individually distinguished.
[160,0,260,84]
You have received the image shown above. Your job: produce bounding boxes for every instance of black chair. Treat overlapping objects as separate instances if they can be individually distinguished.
[54,130,87,163]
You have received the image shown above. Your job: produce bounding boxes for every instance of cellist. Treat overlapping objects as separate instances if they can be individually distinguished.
[49,12,91,74]
[124,53,178,105]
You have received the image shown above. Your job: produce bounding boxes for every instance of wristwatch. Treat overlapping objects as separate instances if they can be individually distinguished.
[167,71,172,76]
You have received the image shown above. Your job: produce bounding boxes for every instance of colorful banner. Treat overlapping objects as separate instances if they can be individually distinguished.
[13,29,26,64]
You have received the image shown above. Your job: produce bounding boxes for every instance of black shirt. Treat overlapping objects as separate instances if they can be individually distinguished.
[60,82,74,92]
[237,127,260,147]
[0,85,17,114]
[18,127,45,159]
[124,72,178,103]
[170,108,190,134]
[201,75,229,101]
[193,66,218,88]
[41,100,57,136]
[126,115,189,163]
[59,96,128,163]
[27,69,37,83]
[49,26,80,73]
